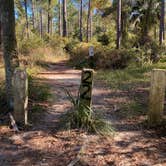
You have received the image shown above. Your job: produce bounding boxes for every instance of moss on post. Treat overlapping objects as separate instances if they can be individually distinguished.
[13,68,28,125]
[148,69,166,126]
[79,69,94,107]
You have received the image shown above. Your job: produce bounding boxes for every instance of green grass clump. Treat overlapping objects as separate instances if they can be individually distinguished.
[61,88,114,136]
[97,65,152,91]
[28,75,51,102]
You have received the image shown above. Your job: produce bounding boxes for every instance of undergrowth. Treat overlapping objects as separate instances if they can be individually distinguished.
[60,88,114,136]
[96,59,166,119]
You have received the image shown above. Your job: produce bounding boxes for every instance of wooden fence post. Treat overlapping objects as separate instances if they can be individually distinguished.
[13,68,28,125]
[148,69,166,126]
[79,69,94,108]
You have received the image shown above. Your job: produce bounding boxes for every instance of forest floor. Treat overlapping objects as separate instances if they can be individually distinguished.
[0,60,166,166]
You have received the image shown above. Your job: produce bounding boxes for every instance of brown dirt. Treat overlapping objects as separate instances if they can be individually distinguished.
[0,60,166,166]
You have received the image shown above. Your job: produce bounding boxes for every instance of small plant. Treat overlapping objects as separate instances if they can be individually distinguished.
[61,88,114,136]
[28,75,52,102]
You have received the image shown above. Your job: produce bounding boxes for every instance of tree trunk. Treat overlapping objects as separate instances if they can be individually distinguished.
[24,0,29,38]
[0,20,1,47]
[87,0,91,42]
[142,0,153,39]
[31,0,35,29]
[79,0,83,41]
[59,0,62,36]
[47,0,51,34]
[39,8,43,38]
[62,0,68,37]
[116,0,122,49]
[90,12,93,39]
[159,0,165,45]
[0,0,20,109]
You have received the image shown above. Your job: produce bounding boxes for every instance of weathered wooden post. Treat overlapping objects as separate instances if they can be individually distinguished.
[13,68,28,125]
[79,69,94,107]
[148,69,166,126]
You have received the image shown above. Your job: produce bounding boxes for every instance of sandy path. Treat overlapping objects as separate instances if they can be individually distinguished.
[0,61,165,166]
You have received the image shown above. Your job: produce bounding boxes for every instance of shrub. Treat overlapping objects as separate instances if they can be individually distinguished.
[69,44,133,69]
[60,88,114,136]
[18,35,44,55]
[95,47,133,69]
[28,75,51,102]
[97,34,110,45]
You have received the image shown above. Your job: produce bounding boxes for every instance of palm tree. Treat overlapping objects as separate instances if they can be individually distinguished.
[0,0,20,109]
[130,0,160,42]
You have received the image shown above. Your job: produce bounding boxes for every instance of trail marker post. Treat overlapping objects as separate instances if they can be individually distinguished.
[148,69,166,126]
[79,69,94,108]
[13,68,28,125]
[89,46,94,68]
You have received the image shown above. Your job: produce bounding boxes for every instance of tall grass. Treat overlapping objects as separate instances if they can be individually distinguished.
[60,88,114,136]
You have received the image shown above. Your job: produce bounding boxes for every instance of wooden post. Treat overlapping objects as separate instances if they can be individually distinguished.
[13,68,28,125]
[89,46,94,69]
[79,69,93,107]
[148,69,166,126]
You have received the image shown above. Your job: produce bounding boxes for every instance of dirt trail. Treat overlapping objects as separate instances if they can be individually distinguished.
[0,61,166,166]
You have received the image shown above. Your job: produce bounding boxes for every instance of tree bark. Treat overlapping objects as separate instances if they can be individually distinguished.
[31,0,35,29]
[47,0,51,34]
[24,0,29,38]
[79,0,83,41]
[62,0,68,37]
[39,8,43,38]
[116,0,122,49]
[87,0,91,42]
[0,0,20,109]
[0,20,1,47]
[142,0,153,39]
[59,0,62,36]
[159,0,165,45]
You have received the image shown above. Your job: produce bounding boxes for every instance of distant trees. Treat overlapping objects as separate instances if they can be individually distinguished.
[59,0,62,36]
[0,20,1,47]
[0,0,19,109]
[2,0,163,46]
[62,0,68,37]
[47,0,51,34]
[116,0,122,49]
[24,0,29,38]
[87,0,92,42]
[159,0,165,45]
[79,0,83,41]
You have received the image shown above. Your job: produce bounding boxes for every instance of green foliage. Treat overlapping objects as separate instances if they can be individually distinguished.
[64,38,79,52]
[132,39,166,66]
[68,43,133,69]
[60,88,114,136]
[28,75,51,102]
[47,35,68,50]
[97,65,151,91]
[97,34,110,45]
[18,35,44,55]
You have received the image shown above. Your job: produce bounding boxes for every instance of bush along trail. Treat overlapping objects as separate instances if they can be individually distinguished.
[0,60,165,166]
